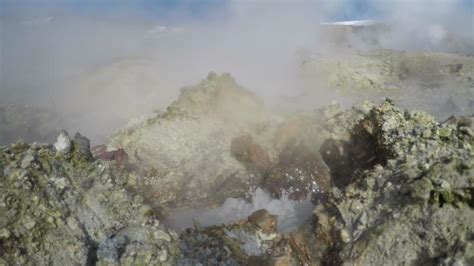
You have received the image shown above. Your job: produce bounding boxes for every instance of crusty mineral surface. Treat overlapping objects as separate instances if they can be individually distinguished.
[173,100,474,265]
[300,50,474,118]
[291,100,474,264]
[1,79,473,265]
[0,138,179,265]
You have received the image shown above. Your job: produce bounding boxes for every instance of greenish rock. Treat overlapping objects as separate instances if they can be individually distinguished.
[0,136,179,265]
[299,50,474,119]
[1,74,473,265]
[438,127,452,139]
[422,129,432,138]
[302,100,474,265]
[411,178,434,201]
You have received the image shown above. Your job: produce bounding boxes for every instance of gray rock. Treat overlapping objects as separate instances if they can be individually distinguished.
[97,236,128,263]
[72,132,93,160]
[20,153,35,169]
[0,140,179,265]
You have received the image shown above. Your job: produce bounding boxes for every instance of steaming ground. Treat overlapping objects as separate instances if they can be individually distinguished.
[2,0,473,144]
[164,188,314,233]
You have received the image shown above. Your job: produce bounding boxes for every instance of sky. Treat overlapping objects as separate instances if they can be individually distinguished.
[2,0,473,24]
[1,0,229,22]
[3,0,470,21]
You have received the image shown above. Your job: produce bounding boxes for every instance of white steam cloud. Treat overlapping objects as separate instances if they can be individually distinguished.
[1,0,472,143]
[164,188,314,233]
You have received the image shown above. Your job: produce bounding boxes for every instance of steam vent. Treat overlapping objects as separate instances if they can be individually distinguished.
[0,72,472,265]
[2,1,474,265]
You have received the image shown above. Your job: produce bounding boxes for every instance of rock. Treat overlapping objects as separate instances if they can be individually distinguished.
[0,228,11,239]
[299,50,474,119]
[154,230,172,242]
[296,100,474,265]
[443,115,474,130]
[411,177,434,201]
[92,145,129,168]
[0,140,179,265]
[97,236,128,263]
[72,132,93,160]
[265,140,331,200]
[437,127,453,139]
[53,130,71,154]
[339,229,351,243]
[247,209,278,234]
[1,75,473,265]
[178,208,295,265]
[20,153,35,169]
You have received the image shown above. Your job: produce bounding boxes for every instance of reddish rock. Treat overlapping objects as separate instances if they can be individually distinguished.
[247,209,278,234]
[264,141,331,201]
[92,145,129,167]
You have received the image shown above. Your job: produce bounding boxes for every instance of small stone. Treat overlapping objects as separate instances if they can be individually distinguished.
[0,228,11,239]
[54,130,71,154]
[350,200,363,214]
[404,167,421,179]
[72,133,94,160]
[158,247,168,262]
[46,216,55,225]
[24,216,36,230]
[154,230,171,242]
[331,187,343,199]
[97,236,128,263]
[360,101,374,115]
[440,180,451,189]
[363,177,376,189]
[411,178,433,201]
[339,229,351,243]
[437,127,452,139]
[422,129,432,138]
[248,209,278,233]
[21,154,35,169]
[50,176,67,190]
[459,126,473,136]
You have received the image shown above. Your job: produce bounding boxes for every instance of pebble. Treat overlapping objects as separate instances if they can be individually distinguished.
[339,229,351,243]
[0,228,11,239]
[54,130,71,154]
[154,230,172,242]
[21,154,35,169]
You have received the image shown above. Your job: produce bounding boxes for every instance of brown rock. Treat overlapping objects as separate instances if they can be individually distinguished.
[247,209,278,234]
[92,145,129,167]
[264,140,331,201]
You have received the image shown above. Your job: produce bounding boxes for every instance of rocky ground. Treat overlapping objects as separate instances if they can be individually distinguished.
[1,73,473,265]
[299,50,474,119]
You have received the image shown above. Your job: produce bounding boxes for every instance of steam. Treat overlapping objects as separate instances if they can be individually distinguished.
[322,0,474,53]
[164,188,314,233]
[1,0,473,143]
